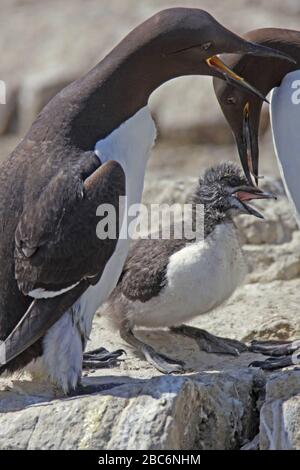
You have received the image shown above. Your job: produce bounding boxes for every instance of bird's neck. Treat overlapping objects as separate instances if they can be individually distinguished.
[191,196,230,238]
[47,28,184,151]
[203,207,230,238]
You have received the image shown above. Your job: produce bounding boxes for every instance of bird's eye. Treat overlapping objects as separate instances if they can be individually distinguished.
[226,96,236,105]
[201,42,212,51]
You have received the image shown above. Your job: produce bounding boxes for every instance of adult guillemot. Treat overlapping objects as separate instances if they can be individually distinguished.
[213,28,300,370]
[213,28,299,185]
[0,9,291,393]
[102,163,275,373]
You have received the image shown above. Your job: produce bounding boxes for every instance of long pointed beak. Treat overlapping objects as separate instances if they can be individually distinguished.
[240,41,296,64]
[236,134,252,186]
[239,102,260,186]
[206,56,268,102]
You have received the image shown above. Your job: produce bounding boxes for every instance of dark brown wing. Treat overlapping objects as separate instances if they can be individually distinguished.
[0,282,88,366]
[0,160,125,367]
[14,160,125,296]
[112,238,186,302]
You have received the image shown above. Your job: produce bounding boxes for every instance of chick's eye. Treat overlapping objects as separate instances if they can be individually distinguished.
[231,178,240,187]
[201,42,212,51]
[226,96,236,105]
[221,176,239,187]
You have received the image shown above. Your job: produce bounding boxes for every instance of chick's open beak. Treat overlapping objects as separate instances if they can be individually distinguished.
[232,186,277,218]
[206,56,268,103]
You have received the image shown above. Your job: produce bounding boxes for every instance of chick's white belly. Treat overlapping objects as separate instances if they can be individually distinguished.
[129,224,247,328]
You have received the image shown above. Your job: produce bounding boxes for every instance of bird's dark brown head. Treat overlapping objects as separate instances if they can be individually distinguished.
[127,9,293,100]
[213,28,300,185]
[66,11,296,150]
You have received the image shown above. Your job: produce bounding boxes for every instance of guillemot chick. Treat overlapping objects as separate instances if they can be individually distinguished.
[102,162,275,373]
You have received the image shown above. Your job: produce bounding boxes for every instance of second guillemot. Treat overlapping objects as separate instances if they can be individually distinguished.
[102,162,275,373]
[0,9,291,393]
[213,28,300,370]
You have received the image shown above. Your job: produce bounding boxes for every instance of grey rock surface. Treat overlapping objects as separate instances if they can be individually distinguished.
[260,371,300,450]
[0,370,264,450]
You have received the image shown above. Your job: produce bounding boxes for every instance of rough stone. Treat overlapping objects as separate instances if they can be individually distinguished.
[245,232,300,283]
[0,369,264,450]
[259,371,300,450]
[235,197,298,246]
[241,434,259,450]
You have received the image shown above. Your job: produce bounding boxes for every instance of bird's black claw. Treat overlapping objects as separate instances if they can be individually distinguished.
[82,347,125,369]
[142,344,186,374]
[249,339,300,357]
[249,355,295,370]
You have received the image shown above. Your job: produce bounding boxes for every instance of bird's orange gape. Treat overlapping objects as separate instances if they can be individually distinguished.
[207,55,268,103]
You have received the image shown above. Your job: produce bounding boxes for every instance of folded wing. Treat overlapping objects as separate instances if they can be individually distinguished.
[1,160,125,366]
